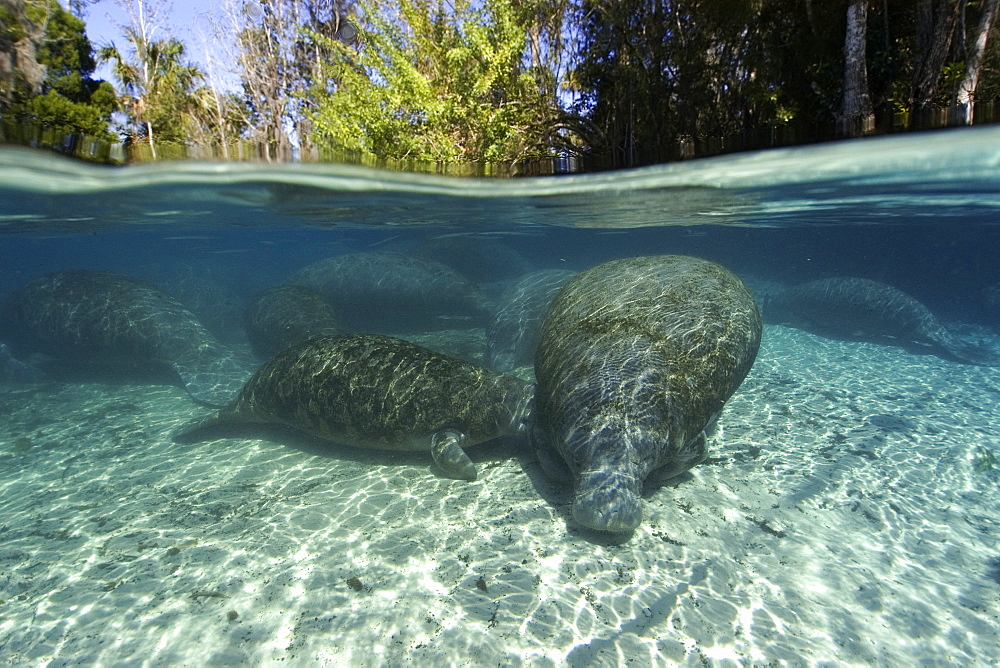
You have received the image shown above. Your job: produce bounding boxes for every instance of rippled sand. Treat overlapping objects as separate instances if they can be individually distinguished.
[1,325,998,665]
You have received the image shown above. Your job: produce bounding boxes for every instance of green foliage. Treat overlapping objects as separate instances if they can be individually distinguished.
[22,86,112,136]
[308,0,564,163]
[0,0,115,141]
[98,34,206,148]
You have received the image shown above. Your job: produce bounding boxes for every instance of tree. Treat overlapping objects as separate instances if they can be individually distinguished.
[954,0,1000,123]
[909,0,963,127]
[202,0,352,161]
[308,0,575,164]
[97,2,206,158]
[572,0,791,168]
[837,0,873,137]
[0,0,116,141]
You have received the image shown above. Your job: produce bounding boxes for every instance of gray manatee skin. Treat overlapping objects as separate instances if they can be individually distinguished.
[533,255,762,533]
[244,284,342,358]
[770,277,1000,366]
[485,269,576,372]
[175,334,533,481]
[288,252,484,332]
[0,270,250,406]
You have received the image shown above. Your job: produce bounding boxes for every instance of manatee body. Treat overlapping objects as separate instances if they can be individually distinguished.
[533,255,761,533]
[174,334,533,480]
[770,277,1000,365]
[485,269,576,372]
[288,252,483,332]
[148,263,247,344]
[0,270,251,406]
[244,285,342,358]
[414,235,530,283]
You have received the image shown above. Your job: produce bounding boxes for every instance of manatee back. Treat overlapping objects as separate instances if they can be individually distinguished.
[0,271,249,406]
[773,277,942,342]
[288,252,482,331]
[0,270,220,361]
[229,334,529,451]
[535,255,762,468]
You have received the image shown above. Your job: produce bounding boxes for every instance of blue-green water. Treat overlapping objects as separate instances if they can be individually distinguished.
[0,128,998,664]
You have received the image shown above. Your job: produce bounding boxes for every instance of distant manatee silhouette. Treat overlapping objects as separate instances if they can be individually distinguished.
[769,277,1000,366]
[0,270,251,406]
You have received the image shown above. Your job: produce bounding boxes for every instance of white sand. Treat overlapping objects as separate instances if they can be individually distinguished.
[1,325,998,665]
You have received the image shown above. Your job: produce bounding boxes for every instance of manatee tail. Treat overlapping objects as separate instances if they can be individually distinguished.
[938,336,1000,366]
[173,409,243,443]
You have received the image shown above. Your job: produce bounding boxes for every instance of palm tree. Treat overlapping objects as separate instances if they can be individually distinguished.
[97,30,204,158]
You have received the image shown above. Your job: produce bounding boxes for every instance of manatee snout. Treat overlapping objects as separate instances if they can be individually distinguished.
[573,468,644,533]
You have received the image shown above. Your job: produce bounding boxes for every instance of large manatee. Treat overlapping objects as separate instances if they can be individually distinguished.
[175,334,533,480]
[0,270,251,406]
[533,255,761,533]
[288,251,484,332]
[484,269,576,372]
[769,277,1000,366]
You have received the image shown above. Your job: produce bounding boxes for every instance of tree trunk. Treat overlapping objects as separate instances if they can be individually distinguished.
[954,0,1000,124]
[837,0,872,137]
[146,119,157,159]
[910,0,963,129]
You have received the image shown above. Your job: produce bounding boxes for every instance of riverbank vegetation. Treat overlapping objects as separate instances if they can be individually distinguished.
[2,0,999,168]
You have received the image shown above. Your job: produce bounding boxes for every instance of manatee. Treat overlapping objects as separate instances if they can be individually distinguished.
[244,285,342,358]
[288,252,484,332]
[769,277,1000,366]
[174,334,533,480]
[0,270,251,406]
[485,269,576,372]
[413,235,531,282]
[146,263,248,344]
[533,255,761,533]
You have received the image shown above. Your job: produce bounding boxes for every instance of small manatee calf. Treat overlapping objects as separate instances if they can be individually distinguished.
[175,334,533,480]
[533,255,761,533]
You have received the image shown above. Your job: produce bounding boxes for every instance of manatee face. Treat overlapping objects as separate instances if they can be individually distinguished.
[563,421,653,533]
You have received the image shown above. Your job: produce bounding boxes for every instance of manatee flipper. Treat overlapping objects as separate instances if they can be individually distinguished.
[430,429,477,481]
[645,431,709,488]
[530,424,573,482]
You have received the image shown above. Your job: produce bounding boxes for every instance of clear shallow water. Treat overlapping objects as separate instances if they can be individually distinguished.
[0,128,999,664]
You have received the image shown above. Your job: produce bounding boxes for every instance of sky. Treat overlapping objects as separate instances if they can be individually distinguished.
[68,0,242,91]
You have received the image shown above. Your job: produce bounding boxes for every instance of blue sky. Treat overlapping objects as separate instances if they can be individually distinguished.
[69,0,242,91]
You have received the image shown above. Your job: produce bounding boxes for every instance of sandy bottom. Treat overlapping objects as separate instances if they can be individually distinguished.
[1,325,998,666]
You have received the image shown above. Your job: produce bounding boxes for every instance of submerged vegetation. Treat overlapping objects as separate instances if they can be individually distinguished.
[2,0,1000,168]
